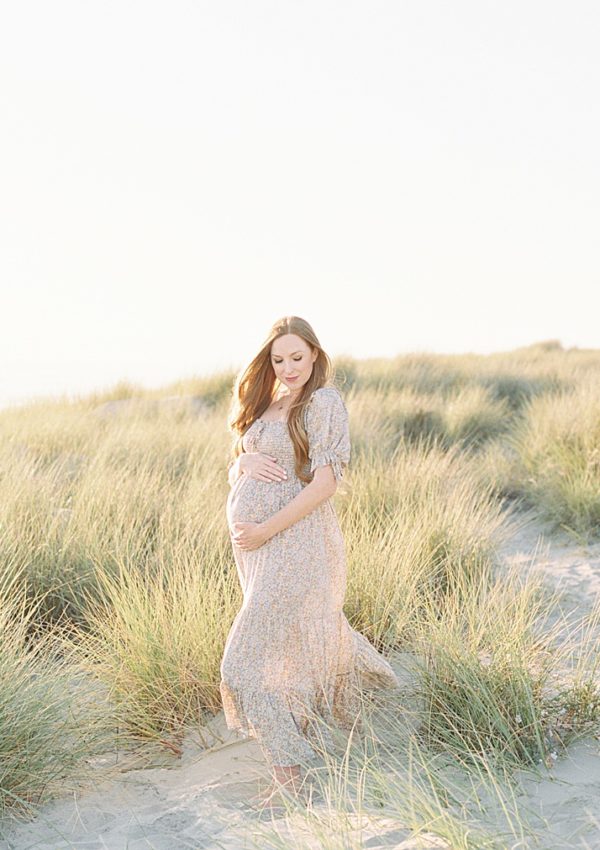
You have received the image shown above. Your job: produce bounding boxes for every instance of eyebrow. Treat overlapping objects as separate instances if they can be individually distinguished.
[272,350,303,357]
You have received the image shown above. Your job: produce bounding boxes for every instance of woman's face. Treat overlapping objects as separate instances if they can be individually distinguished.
[270,334,318,393]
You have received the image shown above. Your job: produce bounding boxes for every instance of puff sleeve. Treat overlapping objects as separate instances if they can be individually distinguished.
[304,387,351,482]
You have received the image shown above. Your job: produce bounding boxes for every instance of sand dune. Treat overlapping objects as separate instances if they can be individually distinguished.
[1,510,599,850]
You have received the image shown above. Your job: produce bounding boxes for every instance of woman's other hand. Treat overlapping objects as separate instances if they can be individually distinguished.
[239,452,288,483]
[231,521,271,550]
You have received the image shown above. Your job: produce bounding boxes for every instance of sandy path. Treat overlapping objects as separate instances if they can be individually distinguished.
[498,508,600,849]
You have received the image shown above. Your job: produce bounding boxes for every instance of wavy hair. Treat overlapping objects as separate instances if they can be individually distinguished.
[227,316,337,484]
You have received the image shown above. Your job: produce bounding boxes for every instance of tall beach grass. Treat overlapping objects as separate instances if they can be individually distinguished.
[0,342,599,837]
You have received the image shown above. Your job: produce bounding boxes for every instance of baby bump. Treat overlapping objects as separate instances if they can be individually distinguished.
[227,475,282,528]
[226,474,304,529]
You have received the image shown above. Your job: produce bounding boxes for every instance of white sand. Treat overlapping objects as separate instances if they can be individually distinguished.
[1,509,599,850]
[497,509,600,849]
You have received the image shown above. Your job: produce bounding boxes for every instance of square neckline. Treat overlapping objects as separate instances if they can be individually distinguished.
[256,417,288,425]
[254,387,323,427]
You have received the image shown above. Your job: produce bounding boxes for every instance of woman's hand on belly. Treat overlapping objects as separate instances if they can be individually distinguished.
[231,520,271,551]
[240,451,288,483]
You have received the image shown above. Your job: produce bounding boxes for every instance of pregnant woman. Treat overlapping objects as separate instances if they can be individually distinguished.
[221,315,399,810]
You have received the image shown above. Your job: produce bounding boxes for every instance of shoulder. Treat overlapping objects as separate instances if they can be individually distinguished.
[308,386,346,405]
[304,386,348,424]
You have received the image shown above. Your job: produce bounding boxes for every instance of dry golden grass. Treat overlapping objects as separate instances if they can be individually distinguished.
[1,341,599,842]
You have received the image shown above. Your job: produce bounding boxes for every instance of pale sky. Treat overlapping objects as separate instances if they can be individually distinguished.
[1,1,599,408]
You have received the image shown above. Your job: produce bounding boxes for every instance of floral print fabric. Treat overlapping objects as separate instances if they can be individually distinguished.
[220,386,400,768]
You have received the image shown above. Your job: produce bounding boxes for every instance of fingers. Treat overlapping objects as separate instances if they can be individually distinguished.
[245,452,287,481]
[250,469,287,482]
[266,470,287,481]
[262,454,287,481]
[264,462,287,481]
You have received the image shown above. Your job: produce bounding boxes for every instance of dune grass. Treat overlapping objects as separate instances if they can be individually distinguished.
[245,584,599,848]
[338,440,509,650]
[0,400,230,627]
[0,342,599,838]
[244,681,543,849]
[0,567,115,818]
[506,377,600,539]
[412,566,600,770]
[64,549,239,752]
[347,383,512,456]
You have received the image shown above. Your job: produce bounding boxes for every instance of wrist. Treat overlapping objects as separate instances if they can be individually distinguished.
[261,518,276,539]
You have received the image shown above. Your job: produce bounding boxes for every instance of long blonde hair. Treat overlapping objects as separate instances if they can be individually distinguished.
[227,316,336,484]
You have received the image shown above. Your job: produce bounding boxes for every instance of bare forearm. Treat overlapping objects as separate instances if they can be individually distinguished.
[262,480,334,539]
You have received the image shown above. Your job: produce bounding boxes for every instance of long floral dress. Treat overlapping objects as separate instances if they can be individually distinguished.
[220,386,399,768]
